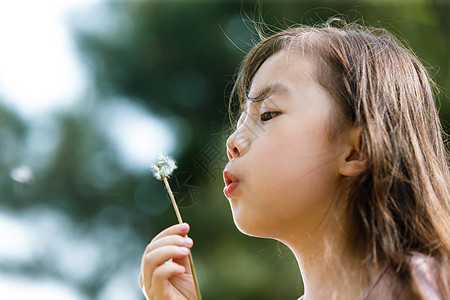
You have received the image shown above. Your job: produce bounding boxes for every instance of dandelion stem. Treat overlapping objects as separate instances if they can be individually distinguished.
[163,177,183,223]
[163,177,202,300]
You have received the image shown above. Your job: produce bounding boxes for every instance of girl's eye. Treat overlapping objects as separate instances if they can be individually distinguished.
[260,111,279,122]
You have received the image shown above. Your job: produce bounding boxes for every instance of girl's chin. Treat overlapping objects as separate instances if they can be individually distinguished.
[232,212,256,236]
[232,213,275,239]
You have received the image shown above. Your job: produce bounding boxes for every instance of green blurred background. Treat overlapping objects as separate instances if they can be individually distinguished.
[0,0,448,299]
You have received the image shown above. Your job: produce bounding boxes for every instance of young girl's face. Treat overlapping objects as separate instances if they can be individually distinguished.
[224,50,348,241]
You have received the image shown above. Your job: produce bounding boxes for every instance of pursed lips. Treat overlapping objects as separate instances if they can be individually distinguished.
[223,170,240,198]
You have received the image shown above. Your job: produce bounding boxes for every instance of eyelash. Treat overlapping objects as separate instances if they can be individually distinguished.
[260,111,279,122]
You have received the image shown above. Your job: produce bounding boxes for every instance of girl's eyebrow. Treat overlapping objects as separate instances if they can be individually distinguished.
[246,82,289,103]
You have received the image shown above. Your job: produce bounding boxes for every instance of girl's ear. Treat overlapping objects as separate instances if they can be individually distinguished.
[339,127,367,177]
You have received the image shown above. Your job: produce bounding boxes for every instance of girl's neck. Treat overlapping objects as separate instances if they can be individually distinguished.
[283,227,371,300]
[296,249,365,300]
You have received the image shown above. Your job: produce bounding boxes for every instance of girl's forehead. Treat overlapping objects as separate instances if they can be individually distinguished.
[251,51,316,89]
[247,82,290,101]
[241,51,317,107]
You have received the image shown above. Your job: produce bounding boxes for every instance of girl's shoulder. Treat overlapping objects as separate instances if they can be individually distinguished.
[299,252,448,300]
[407,251,448,299]
[361,252,448,300]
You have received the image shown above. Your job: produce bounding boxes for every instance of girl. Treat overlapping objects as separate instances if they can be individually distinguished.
[139,19,450,299]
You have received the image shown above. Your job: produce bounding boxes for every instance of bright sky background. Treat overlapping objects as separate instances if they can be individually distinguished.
[0,0,89,117]
[0,209,143,300]
[0,0,175,170]
[0,1,174,299]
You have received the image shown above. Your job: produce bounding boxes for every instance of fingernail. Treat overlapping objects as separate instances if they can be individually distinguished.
[180,247,189,255]
[180,223,189,230]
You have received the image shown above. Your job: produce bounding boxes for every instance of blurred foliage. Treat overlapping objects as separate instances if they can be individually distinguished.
[1,0,449,299]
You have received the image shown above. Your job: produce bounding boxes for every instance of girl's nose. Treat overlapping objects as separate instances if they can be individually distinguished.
[226,128,249,160]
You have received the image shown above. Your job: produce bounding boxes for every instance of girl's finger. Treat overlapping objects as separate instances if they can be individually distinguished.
[150,223,190,245]
[141,245,190,291]
[145,262,185,299]
[145,234,193,255]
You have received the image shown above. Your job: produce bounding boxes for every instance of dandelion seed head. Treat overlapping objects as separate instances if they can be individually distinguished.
[152,154,177,180]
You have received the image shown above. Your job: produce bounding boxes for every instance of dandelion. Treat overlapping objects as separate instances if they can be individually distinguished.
[152,154,202,299]
[152,154,177,180]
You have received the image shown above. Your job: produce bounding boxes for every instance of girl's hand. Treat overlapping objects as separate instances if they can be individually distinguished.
[139,223,196,300]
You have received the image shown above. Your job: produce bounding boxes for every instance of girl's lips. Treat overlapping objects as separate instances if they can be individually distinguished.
[223,170,239,198]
